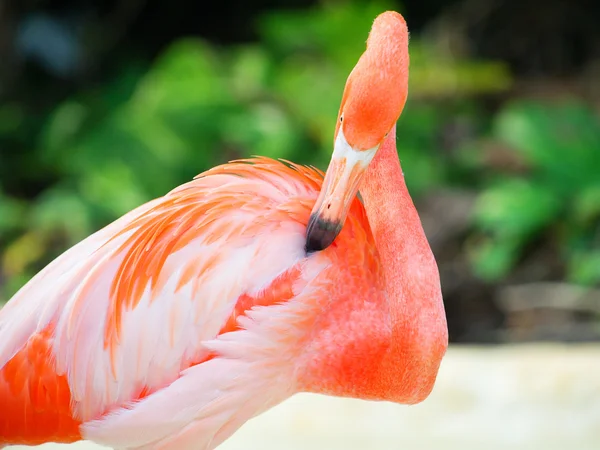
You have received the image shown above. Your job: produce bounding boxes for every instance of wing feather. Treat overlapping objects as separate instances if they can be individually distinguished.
[0,157,323,422]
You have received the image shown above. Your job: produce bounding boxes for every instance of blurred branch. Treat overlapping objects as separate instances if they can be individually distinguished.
[498,282,600,314]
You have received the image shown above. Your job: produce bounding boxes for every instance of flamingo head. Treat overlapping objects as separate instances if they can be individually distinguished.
[306,11,409,252]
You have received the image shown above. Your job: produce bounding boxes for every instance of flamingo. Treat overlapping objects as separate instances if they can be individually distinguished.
[0,11,447,450]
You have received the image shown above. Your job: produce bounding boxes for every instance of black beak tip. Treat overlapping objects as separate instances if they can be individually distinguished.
[305,214,343,253]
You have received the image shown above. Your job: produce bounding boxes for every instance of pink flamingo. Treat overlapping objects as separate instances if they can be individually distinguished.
[0,11,447,449]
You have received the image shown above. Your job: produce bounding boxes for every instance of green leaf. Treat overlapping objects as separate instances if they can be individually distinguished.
[468,237,520,281]
[494,102,600,193]
[2,232,47,277]
[259,1,395,68]
[39,100,89,159]
[229,46,271,101]
[0,194,25,236]
[410,50,511,97]
[572,183,600,224]
[273,58,342,146]
[398,148,444,197]
[77,162,151,219]
[222,103,301,161]
[0,103,25,136]
[29,188,93,243]
[132,39,231,114]
[473,179,560,238]
[568,250,600,286]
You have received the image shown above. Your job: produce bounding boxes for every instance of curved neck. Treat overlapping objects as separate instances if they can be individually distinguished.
[359,125,448,402]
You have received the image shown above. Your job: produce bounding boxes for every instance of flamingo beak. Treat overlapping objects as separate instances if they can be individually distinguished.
[305,129,378,252]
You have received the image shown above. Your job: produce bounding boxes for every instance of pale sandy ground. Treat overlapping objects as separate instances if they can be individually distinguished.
[8,344,600,450]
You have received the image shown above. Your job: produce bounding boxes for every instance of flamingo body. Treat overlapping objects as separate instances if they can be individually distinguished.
[0,11,448,450]
[0,158,387,448]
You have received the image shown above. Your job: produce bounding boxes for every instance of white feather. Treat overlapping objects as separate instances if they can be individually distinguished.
[82,257,331,450]
[0,163,331,449]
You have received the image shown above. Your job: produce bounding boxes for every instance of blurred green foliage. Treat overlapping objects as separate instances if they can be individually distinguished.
[468,102,600,285]
[0,0,598,307]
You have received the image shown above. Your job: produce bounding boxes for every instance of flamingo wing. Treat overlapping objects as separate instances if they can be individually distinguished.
[0,157,331,448]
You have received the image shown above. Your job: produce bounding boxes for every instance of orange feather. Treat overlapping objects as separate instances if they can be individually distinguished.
[0,157,377,445]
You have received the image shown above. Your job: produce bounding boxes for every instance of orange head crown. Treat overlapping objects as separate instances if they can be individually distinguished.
[335,11,410,150]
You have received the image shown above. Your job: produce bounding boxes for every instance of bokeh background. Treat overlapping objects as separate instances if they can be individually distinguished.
[1,0,599,342]
[1,0,600,448]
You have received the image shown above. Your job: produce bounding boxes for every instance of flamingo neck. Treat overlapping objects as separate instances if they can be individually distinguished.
[359,125,448,402]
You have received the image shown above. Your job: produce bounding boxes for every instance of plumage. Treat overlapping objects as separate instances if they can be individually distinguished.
[0,158,380,447]
[0,11,447,450]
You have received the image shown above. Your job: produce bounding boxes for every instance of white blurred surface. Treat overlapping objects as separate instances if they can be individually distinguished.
[8,344,600,450]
